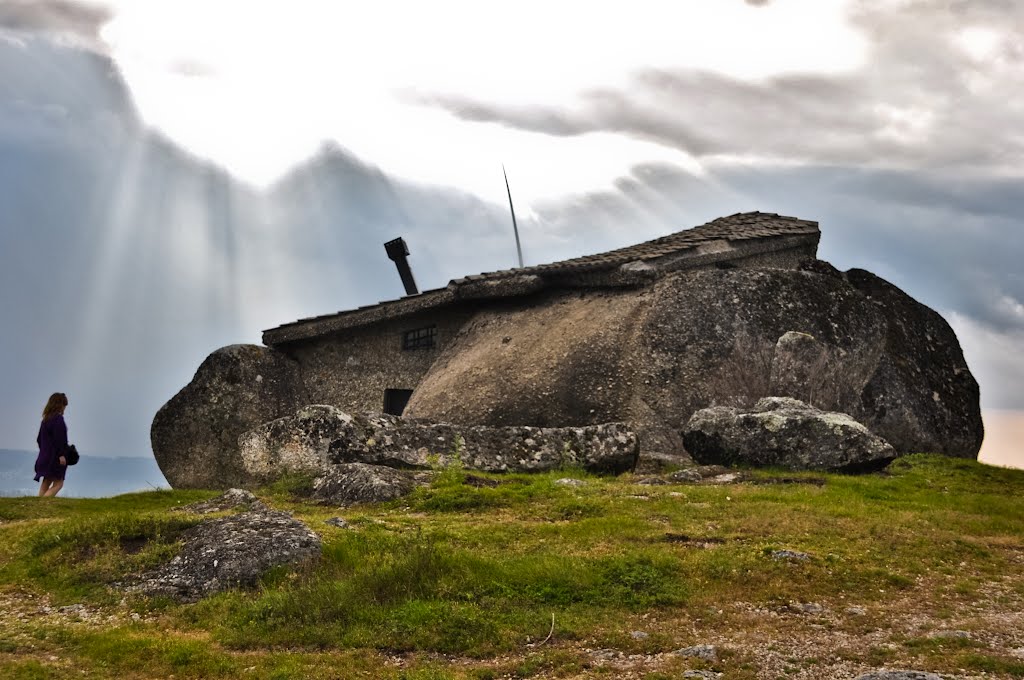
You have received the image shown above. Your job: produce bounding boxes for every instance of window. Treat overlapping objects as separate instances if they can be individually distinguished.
[402,325,437,350]
[383,389,413,416]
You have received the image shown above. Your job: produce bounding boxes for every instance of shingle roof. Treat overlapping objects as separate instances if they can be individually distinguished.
[263,211,818,345]
[449,211,818,284]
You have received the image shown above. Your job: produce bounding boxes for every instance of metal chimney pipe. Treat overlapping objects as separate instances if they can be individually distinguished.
[384,237,419,296]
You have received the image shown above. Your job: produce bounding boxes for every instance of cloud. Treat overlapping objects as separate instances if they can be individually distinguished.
[418,0,1024,176]
[949,314,1024,409]
[0,0,111,42]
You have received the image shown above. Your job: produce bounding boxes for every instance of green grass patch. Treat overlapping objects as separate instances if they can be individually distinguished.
[0,454,1022,677]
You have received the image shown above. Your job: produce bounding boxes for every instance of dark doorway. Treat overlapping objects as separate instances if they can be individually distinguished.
[383,388,413,416]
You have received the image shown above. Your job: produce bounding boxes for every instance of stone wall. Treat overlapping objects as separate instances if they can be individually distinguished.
[280,308,474,414]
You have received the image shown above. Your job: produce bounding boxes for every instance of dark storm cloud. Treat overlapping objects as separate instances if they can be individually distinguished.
[0,0,111,41]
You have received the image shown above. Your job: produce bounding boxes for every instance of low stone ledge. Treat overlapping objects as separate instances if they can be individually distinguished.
[239,405,639,481]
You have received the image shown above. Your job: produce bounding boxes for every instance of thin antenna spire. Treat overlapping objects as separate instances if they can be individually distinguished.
[503,164,524,268]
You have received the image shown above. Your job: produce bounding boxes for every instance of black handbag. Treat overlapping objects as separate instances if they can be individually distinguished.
[65,444,80,466]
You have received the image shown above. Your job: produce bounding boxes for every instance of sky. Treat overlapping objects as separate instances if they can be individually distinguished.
[0,0,1021,469]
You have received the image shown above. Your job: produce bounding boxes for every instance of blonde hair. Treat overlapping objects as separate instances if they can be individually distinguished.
[42,393,68,419]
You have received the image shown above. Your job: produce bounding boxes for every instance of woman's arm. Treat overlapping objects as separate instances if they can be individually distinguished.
[55,416,69,466]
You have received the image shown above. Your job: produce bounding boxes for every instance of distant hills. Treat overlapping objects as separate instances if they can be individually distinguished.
[0,449,169,498]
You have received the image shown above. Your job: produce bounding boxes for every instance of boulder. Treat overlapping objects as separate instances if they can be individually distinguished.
[311,463,421,506]
[406,265,981,460]
[125,508,321,601]
[239,405,639,480]
[151,345,308,489]
[683,397,896,471]
[844,267,984,458]
[769,331,826,399]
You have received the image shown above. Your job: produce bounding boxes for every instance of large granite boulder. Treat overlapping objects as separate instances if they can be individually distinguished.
[406,264,982,460]
[151,345,308,489]
[683,397,896,471]
[843,267,983,458]
[239,405,639,480]
[125,508,321,601]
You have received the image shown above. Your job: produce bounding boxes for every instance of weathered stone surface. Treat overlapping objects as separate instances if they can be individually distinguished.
[405,266,982,461]
[769,331,825,398]
[125,509,321,601]
[239,405,639,479]
[151,345,307,489]
[844,267,983,458]
[177,488,266,514]
[683,398,896,471]
[311,463,420,506]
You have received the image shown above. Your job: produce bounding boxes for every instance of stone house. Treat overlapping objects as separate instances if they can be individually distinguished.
[261,211,821,419]
[154,210,982,488]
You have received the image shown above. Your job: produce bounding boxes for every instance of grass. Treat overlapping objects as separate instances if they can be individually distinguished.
[0,454,1022,678]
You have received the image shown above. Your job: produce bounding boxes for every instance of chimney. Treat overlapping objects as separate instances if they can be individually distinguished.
[384,237,419,296]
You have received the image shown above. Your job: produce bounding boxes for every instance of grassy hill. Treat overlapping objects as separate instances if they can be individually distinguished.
[0,455,1022,679]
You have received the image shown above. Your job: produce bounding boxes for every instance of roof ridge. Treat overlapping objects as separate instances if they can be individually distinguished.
[264,211,819,340]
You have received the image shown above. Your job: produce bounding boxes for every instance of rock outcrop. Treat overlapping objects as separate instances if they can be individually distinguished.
[406,265,981,460]
[311,463,423,506]
[125,508,321,601]
[239,405,639,480]
[152,257,982,489]
[683,397,896,471]
[151,345,307,489]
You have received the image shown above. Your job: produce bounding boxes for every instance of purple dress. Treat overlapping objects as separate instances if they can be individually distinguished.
[34,415,68,482]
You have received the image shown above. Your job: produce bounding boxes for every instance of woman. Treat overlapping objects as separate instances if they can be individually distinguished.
[35,392,70,497]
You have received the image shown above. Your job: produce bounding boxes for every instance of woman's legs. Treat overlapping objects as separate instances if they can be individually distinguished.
[38,479,63,497]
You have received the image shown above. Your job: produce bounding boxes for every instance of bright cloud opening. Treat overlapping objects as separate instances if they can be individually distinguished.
[94,0,866,192]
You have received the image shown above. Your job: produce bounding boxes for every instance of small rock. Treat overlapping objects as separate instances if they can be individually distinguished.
[771,549,811,561]
[555,478,587,487]
[635,477,670,486]
[668,469,703,483]
[706,473,743,484]
[178,488,266,514]
[630,630,649,640]
[798,602,824,614]
[846,606,868,616]
[683,672,721,679]
[931,630,970,639]
[675,644,718,661]
[324,517,350,528]
[590,648,620,662]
